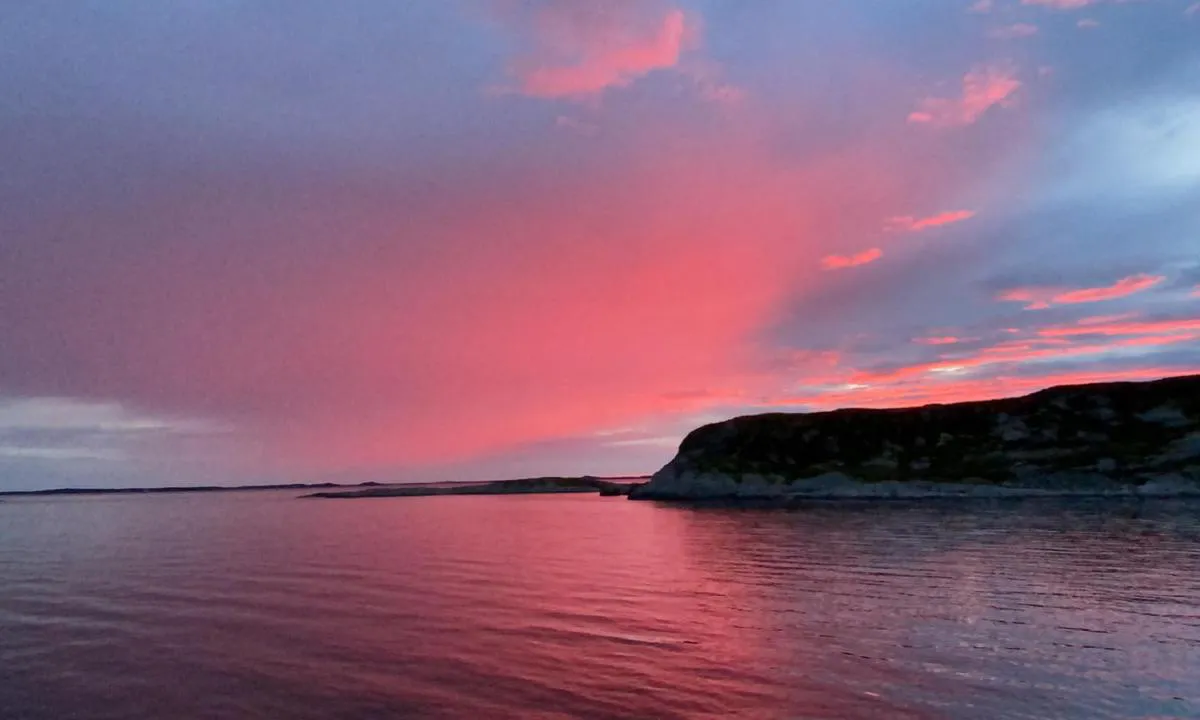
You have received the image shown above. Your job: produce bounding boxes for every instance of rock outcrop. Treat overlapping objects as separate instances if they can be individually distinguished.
[630,374,1200,501]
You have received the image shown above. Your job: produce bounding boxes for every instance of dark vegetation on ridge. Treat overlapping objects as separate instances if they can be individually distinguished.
[631,374,1200,500]
[685,375,1199,480]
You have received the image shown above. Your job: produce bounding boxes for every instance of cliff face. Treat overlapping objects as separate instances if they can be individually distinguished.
[631,375,1200,501]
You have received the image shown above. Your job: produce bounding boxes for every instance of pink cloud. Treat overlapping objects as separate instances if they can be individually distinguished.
[1022,0,1097,8]
[846,326,1200,387]
[997,273,1165,309]
[989,23,1040,39]
[886,209,976,232]
[19,95,961,478]
[1054,273,1165,303]
[821,248,883,270]
[1038,316,1200,338]
[748,315,1200,412]
[908,65,1021,128]
[683,61,745,104]
[770,367,1197,412]
[1077,312,1140,326]
[755,310,1200,415]
[996,289,1054,310]
[969,0,994,13]
[510,7,691,98]
[1189,3,1200,16]
[1077,18,1101,27]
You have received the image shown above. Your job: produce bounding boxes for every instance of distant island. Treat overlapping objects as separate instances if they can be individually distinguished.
[305,476,646,499]
[629,374,1200,502]
[0,482,389,498]
[0,477,649,500]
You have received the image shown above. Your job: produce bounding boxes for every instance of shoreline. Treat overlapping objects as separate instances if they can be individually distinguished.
[627,471,1200,503]
[628,470,1200,504]
[0,482,374,498]
[0,476,649,500]
[305,476,647,499]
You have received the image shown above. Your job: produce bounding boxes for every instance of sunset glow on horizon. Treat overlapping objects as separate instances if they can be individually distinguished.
[1,1,1198,489]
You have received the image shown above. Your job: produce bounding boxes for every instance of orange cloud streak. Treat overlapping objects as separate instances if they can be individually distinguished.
[908,65,1020,127]
[996,288,1054,310]
[753,312,1200,413]
[998,274,1165,309]
[1053,273,1164,304]
[849,324,1200,386]
[1022,0,1096,8]
[914,336,962,345]
[821,248,883,270]
[1077,312,1139,326]
[773,367,1194,411]
[514,7,690,98]
[886,209,976,232]
[1038,317,1200,337]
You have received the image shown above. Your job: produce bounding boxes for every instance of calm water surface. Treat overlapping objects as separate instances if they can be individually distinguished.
[1,492,1199,719]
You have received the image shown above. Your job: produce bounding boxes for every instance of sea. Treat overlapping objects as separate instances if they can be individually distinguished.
[1,491,1199,719]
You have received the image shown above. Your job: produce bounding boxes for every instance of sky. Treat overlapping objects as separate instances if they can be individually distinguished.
[1,0,1199,490]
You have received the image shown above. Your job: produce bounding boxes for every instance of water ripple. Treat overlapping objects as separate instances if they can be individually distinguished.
[1,493,1199,718]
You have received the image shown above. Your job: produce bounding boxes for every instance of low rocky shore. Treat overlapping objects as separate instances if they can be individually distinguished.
[627,470,1200,501]
[307,476,644,499]
[630,374,1200,503]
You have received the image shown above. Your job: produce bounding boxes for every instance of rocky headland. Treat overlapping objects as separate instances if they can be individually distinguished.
[629,374,1200,502]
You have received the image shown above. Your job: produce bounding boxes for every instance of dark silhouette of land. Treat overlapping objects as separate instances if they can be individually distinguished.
[9,375,1196,504]
[631,374,1200,501]
[0,477,649,499]
[0,482,380,497]
[305,476,647,499]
